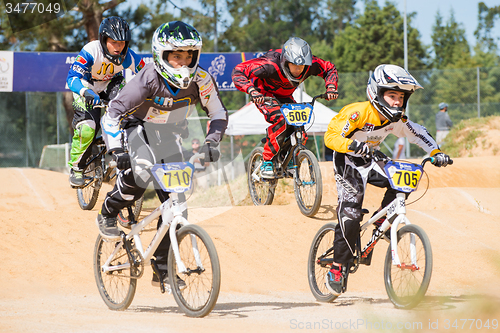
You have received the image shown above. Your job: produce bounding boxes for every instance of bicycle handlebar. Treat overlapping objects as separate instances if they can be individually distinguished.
[369,149,453,167]
[262,94,327,106]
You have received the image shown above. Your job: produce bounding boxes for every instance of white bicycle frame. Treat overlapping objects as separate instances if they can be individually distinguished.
[359,192,417,268]
[100,154,205,276]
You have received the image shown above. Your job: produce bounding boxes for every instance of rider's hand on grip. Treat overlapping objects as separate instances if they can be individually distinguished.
[372,149,387,162]
[348,140,370,157]
[248,87,264,105]
[432,153,452,167]
[83,89,101,109]
[200,140,220,164]
[325,85,339,101]
[112,149,131,170]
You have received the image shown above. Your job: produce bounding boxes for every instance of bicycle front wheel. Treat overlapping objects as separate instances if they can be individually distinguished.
[93,235,137,311]
[384,224,433,309]
[294,149,322,217]
[77,149,103,210]
[168,224,221,317]
[247,147,275,205]
[307,223,338,302]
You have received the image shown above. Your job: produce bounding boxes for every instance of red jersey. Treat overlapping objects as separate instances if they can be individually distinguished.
[231,49,338,100]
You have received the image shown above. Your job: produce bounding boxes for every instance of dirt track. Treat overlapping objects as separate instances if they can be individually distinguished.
[1,157,500,332]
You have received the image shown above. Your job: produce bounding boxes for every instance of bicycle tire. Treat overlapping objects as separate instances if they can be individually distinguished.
[167,224,221,317]
[77,148,103,210]
[117,195,144,229]
[93,235,137,311]
[247,147,275,206]
[307,222,338,302]
[294,149,322,217]
[384,224,433,309]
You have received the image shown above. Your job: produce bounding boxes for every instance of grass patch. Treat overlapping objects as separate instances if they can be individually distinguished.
[440,116,498,157]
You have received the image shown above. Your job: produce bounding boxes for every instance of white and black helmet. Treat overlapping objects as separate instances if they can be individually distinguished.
[280,37,312,86]
[152,21,202,89]
[366,64,423,122]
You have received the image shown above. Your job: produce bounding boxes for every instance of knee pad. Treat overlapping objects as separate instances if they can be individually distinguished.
[73,122,96,149]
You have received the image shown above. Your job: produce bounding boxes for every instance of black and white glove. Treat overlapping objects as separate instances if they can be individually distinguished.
[112,149,131,170]
[83,89,101,109]
[348,140,370,157]
[200,140,220,164]
[325,84,339,101]
[432,153,452,167]
[248,87,264,105]
[176,119,189,139]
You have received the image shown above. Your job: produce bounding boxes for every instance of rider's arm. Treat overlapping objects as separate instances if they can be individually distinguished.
[396,119,442,157]
[324,105,364,153]
[196,68,228,143]
[66,46,95,96]
[122,48,146,74]
[101,65,154,151]
[308,56,339,90]
[231,57,271,94]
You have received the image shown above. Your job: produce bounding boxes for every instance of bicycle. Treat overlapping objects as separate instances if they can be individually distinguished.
[93,152,221,317]
[307,151,453,309]
[247,94,325,217]
[73,104,143,223]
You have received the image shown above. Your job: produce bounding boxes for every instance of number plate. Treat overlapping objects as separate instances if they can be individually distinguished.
[151,162,194,193]
[384,161,423,193]
[281,103,313,126]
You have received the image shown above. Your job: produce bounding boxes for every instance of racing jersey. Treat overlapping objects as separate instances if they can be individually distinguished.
[232,49,338,99]
[324,101,441,157]
[67,40,145,95]
[102,63,228,151]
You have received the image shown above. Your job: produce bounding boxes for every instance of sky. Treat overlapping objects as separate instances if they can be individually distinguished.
[127,0,499,50]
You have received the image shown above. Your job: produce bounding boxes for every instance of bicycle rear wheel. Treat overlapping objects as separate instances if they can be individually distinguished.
[247,147,276,205]
[307,222,338,302]
[294,149,322,217]
[118,195,144,229]
[384,224,432,309]
[168,224,221,317]
[93,235,137,311]
[77,147,103,210]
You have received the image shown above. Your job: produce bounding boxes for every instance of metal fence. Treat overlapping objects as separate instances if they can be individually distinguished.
[1,66,500,169]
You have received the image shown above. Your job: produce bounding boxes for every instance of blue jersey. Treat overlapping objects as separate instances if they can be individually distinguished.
[67,40,145,95]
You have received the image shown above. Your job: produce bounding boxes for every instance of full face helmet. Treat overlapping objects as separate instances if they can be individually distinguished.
[152,21,202,89]
[366,64,423,122]
[280,37,312,86]
[99,16,132,66]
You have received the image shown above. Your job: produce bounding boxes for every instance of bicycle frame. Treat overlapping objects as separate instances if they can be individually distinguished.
[359,192,413,267]
[100,154,205,278]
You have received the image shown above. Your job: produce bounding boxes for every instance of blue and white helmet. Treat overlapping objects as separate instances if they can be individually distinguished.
[367,64,423,122]
[152,21,202,89]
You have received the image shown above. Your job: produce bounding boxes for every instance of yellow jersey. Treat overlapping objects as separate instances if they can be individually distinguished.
[324,101,441,157]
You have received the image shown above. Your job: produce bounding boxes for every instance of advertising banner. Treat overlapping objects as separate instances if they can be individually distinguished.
[0,51,14,92]
[12,51,258,92]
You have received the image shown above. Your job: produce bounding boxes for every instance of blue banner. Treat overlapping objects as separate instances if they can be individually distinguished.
[12,51,260,92]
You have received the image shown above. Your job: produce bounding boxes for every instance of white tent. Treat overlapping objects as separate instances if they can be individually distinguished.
[225,89,338,136]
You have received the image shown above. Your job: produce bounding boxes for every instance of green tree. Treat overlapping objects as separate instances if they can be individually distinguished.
[431,10,471,69]
[317,0,358,44]
[475,2,500,55]
[224,0,321,52]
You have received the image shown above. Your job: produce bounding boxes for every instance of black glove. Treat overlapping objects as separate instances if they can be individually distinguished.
[432,153,452,167]
[83,89,101,109]
[348,140,370,157]
[248,87,264,105]
[176,119,189,139]
[200,141,220,163]
[112,149,131,170]
[325,84,339,101]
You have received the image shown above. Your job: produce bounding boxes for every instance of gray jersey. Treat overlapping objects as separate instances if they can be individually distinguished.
[102,63,228,151]
[435,111,453,131]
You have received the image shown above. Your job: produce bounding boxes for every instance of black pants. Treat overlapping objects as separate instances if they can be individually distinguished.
[101,122,187,272]
[332,152,403,264]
